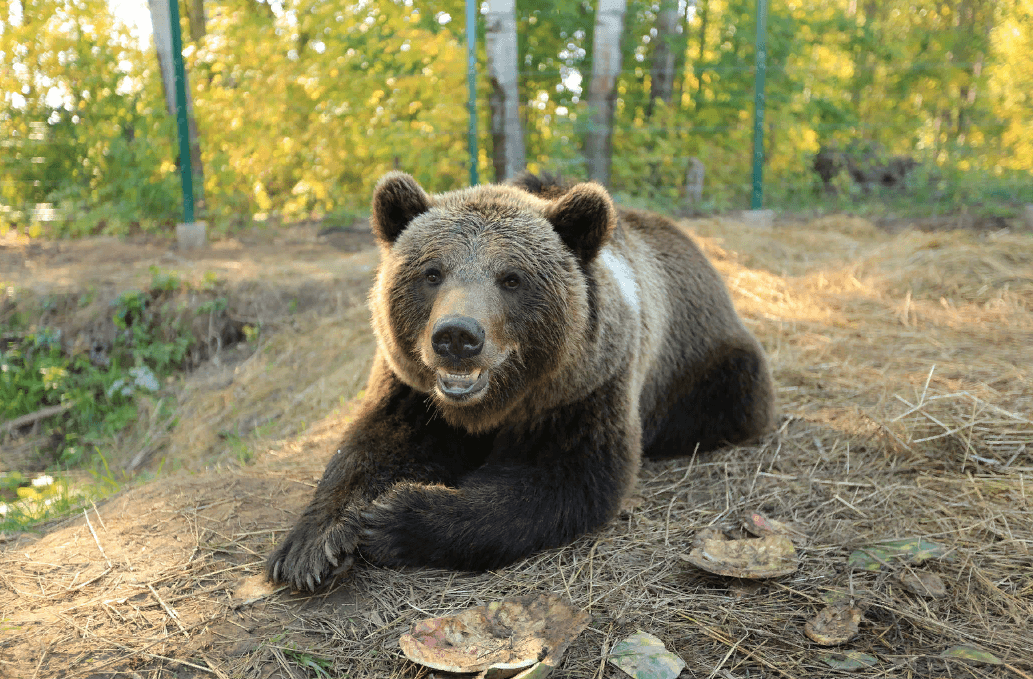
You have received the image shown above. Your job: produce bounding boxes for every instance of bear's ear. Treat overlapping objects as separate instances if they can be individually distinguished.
[370,172,432,245]
[542,182,616,263]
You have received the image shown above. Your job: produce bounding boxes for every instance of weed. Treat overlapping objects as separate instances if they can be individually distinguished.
[148,266,182,293]
[0,465,120,533]
[282,648,334,678]
[222,432,255,465]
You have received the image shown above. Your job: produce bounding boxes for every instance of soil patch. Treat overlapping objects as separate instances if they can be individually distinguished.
[2,215,1031,678]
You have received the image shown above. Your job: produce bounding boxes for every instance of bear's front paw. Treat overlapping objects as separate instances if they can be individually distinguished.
[360,487,448,569]
[267,514,358,591]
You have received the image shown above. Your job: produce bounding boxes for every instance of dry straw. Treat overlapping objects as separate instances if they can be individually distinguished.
[1,216,1031,678]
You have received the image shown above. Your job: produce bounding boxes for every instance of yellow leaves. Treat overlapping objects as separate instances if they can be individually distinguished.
[253,182,272,211]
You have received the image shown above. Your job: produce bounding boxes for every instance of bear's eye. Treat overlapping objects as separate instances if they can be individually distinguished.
[425,268,442,285]
[500,273,521,290]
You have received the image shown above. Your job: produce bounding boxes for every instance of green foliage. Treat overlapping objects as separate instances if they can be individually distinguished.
[0,273,203,467]
[1,0,1030,222]
[0,472,95,532]
[0,0,180,230]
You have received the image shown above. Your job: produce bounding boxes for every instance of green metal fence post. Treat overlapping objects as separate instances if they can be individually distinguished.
[169,0,194,223]
[465,0,479,186]
[750,0,768,210]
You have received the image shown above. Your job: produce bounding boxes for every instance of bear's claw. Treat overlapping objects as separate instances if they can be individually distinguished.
[266,514,358,591]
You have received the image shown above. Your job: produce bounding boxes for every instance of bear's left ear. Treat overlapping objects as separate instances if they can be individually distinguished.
[370,172,432,245]
[542,182,616,264]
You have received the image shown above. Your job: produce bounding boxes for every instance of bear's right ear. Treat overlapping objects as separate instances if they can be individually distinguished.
[370,172,432,245]
[542,182,616,264]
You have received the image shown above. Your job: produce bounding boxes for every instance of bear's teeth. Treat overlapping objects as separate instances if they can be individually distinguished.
[441,370,481,381]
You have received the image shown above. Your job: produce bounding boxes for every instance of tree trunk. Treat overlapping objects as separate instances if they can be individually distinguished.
[184,0,207,42]
[486,0,525,182]
[692,0,709,111]
[586,0,627,187]
[647,0,680,117]
[148,0,206,215]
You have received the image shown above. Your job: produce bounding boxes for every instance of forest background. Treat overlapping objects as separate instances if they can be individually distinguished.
[2,0,1032,235]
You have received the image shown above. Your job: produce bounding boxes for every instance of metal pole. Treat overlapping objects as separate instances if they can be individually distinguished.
[750,0,768,210]
[169,0,194,222]
[465,0,479,186]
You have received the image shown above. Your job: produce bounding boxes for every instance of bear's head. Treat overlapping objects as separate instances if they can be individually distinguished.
[368,172,616,432]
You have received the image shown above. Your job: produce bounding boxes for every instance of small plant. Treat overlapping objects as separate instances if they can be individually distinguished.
[0,467,119,532]
[148,265,182,293]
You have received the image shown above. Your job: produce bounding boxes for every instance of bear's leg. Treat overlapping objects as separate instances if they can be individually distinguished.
[360,378,640,570]
[643,340,774,459]
[267,357,491,591]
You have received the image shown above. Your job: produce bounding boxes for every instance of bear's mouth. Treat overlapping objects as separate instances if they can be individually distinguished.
[435,368,489,401]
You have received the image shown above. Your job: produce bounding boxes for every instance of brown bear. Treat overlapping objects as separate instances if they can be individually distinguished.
[267,172,775,591]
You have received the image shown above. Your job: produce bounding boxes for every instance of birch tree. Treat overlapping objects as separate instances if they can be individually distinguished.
[585,0,627,187]
[647,0,682,117]
[487,0,525,181]
[148,0,205,213]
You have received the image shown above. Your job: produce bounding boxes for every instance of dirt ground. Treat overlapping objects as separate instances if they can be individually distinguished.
[1,214,1031,678]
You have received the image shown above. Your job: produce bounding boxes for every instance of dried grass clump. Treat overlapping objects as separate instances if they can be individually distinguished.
[1,216,1032,679]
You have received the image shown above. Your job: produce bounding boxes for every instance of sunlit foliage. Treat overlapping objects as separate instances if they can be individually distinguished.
[0,0,1030,226]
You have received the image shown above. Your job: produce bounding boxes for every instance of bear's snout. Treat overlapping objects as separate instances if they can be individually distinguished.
[431,315,485,360]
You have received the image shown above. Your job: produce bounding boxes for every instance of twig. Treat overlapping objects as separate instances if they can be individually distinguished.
[2,402,75,431]
[31,647,48,679]
[70,567,112,591]
[148,584,190,638]
[83,509,113,569]
[680,614,798,679]
[1005,663,1033,679]
[70,615,222,676]
[143,653,216,675]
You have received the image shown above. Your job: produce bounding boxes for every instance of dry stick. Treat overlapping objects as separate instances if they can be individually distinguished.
[142,653,216,676]
[1004,663,1033,679]
[148,584,190,638]
[1,402,75,432]
[83,509,113,569]
[70,567,112,591]
[71,614,221,677]
[90,500,108,531]
[707,633,749,679]
[593,625,613,679]
[30,648,48,679]
[680,615,797,679]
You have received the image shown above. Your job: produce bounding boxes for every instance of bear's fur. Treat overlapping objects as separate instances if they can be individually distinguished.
[267,172,775,591]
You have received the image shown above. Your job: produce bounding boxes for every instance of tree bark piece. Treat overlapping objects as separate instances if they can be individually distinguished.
[2,402,75,432]
[586,0,627,187]
[487,0,525,182]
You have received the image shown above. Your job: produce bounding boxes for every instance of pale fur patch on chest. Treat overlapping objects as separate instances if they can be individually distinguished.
[599,246,640,312]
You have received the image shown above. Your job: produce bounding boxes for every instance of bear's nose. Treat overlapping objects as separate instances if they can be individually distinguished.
[431,315,485,359]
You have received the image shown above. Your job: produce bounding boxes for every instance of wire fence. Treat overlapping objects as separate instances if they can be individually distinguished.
[3,12,1032,232]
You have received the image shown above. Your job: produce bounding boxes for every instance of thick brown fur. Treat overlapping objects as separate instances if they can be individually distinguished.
[267,171,775,591]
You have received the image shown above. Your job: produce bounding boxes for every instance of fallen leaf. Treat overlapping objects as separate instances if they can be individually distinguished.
[399,593,589,677]
[608,631,686,679]
[804,604,863,645]
[847,538,948,571]
[898,571,947,598]
[681,532,798,579]
[939,644,1003,665]
[820,650,879,671]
